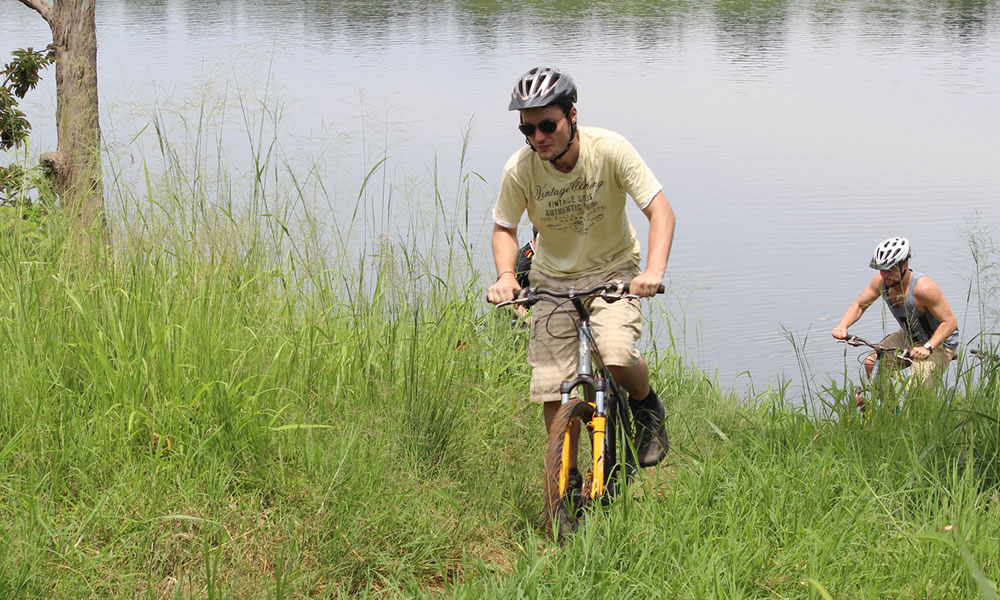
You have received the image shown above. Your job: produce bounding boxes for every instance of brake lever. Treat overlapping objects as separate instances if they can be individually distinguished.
[498,288,540,309]
[598,281,639,303]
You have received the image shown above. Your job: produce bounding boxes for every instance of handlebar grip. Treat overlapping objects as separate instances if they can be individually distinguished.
[623,281,666,295]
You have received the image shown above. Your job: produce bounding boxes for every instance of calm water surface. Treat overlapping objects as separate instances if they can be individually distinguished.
[4,0,1000,398]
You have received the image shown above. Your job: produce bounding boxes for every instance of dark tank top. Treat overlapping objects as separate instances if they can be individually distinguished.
[881,271,959,348]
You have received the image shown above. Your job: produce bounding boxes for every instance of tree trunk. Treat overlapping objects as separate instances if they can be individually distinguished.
[16,0,105,232]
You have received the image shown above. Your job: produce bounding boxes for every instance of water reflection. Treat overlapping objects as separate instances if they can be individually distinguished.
[97,0,1000,52]
[940,0,993,43]
[712,0,791,68]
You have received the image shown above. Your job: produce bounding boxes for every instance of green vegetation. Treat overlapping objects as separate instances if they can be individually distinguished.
[1,46,55,206]
[1,118,998,598]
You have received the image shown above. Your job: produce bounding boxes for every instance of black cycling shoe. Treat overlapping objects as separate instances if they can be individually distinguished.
[632,394,669,467]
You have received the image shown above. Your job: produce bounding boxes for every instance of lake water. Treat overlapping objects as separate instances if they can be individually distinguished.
[4,0,1000,398]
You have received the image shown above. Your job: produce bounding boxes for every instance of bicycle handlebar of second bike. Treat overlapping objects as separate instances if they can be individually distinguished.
[839,335,913,362]
[498,281,665,308]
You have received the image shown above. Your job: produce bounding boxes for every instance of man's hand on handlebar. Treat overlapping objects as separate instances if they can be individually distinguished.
[628,271,664,298]
[831,327,849,340]
[487,271,521,305]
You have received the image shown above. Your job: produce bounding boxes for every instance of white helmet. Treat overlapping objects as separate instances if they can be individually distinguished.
[870,237,911,270]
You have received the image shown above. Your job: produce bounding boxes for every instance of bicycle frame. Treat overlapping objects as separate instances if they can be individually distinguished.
[556,296,634,500]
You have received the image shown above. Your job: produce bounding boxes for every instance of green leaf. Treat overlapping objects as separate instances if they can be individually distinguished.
[705,418,730,442]
[804,578,835,600]
[269,424,334,432]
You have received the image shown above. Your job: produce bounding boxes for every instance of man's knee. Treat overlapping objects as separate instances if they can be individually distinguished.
[607,360,650,399]
[608,358,647,379]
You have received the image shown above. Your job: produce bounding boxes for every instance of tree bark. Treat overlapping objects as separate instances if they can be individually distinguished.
[16,0,105,232]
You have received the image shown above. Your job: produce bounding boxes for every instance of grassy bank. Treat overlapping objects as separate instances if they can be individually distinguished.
[2,203,999,599]
[3,99,1000,596]
[0,198,536,597]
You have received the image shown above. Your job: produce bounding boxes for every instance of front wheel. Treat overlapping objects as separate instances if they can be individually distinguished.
[544,398,617,539]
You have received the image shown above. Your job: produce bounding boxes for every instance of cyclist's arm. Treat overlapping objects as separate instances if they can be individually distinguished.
[832,275,881,339]
[911,276,958,354]
[632,191,675,298]
[487,223,521,304]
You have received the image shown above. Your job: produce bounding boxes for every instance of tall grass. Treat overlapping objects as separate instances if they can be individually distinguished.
[446,377,1000,599]
[0,97,537,598]
[2,97,999,599]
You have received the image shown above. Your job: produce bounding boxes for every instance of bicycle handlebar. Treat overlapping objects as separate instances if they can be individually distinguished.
[842,335,878,349]
[839,335,912,363]
[498,281,665,308]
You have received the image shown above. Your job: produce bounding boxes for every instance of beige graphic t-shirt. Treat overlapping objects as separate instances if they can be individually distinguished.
[492,126,662,278]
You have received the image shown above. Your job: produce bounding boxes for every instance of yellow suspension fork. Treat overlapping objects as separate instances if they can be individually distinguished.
[559,429,572,495]
[590,414,607,498]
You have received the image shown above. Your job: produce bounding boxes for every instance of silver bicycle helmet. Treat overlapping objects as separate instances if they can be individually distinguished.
[508,67,578,111]
[870,236,911,270]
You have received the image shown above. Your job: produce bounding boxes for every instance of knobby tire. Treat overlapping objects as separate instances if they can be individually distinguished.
[544,397,620,540]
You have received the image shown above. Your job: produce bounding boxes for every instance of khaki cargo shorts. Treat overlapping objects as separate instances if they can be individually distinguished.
[527,263,643,404]
[876,329,957,385]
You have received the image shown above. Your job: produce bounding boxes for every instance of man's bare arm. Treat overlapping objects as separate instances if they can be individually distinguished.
[487,224,520,305]
[832,275,882,339]
[913,277,958,351]
[631,191,676,297]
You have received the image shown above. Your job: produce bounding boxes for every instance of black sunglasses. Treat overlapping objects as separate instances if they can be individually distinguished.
[518,116,565,137]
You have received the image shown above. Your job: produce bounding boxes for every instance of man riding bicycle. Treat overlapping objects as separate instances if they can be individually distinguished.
[486,66,676,467]
[831,236,960,406]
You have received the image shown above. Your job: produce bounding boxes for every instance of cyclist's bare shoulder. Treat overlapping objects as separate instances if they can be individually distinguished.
[912,273,943,297]
[857,274,883,304]
[913,275,950,313]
